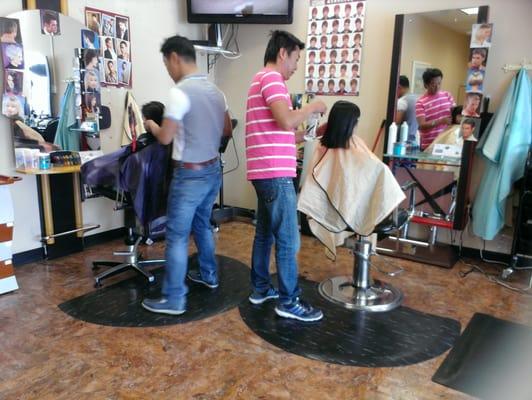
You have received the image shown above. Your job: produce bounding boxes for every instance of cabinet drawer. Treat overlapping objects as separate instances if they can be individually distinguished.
[0,259,14,279]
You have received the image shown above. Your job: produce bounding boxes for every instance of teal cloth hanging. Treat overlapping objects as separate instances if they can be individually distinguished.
[53,82,79,151]
[472,68,532,240]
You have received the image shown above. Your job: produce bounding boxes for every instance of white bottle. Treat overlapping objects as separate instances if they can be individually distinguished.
[387,122,397,154]
[304,112,320,141]
[414,130,421,147]
[400,121,409,142]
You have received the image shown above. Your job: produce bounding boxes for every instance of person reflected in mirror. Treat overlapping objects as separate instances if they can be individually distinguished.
[84,69,100,92]
[0,19,19,43]
[41,10,59,35]
[327,79,335,94]
[354,18,363,32]
[3,43,23,69]
[395,75,419,141]
[471,23,493,48]
[415,68,455,150]
[117,40,130,61]
[308,36,318,50]
[105,59,118,84]
[317,79,325,95]
[462,92,481,117]
[83,49,99,71]
[116,18,129,41]
[350,78,359,95]
[4,70,22,95]
[355,2,365,18]
[87,12,101,35]
[119,60,130,85]
[328,64,336,78]
[353,33,362,49]
[103,37,116,59]
[337,79,347,94]
[342,18,352,33]
[2,94,23,118]
[468,48,487,71]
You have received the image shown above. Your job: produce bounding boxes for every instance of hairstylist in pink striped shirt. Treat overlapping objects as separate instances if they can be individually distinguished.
[245,30,326,322]
[415,68,456,150]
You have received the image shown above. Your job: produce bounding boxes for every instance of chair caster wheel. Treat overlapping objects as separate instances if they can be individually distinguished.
[94,281,102,288]
[501,267,514,280]
[148,276,156,284]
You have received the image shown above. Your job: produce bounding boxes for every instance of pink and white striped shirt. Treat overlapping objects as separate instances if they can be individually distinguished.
[245,68,296,180]
[415,91,455,150]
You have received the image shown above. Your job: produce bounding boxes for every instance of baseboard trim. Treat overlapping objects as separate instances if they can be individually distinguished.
[12,247,44,266]
[456,246,511,264]
[83,227,126,248]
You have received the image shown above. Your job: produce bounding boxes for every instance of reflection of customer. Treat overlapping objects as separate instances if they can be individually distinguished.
[141,35,232,316]
[245,30,326,322]
[0,19,18,43]
[395,75,419,141]
[415,68,455,150]
[462,92,481,117]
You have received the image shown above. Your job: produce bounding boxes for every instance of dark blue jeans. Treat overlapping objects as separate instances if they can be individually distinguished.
[251,177,301,304]
[162,161,221,301]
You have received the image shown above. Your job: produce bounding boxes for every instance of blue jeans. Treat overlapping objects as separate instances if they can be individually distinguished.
[251,177,301,304]
[162,161,221,301]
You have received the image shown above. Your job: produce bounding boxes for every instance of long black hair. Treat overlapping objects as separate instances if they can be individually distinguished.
[320,101,360,149]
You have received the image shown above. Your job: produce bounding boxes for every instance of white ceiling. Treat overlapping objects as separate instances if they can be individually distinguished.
[407,8,478,35]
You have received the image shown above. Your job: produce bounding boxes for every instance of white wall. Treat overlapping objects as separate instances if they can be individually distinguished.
[0,0,205,254]
[215,0,532,253]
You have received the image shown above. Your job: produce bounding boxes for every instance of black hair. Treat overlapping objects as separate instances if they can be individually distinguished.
[320,101,361,149]
[105,37,111,44]
[120,40,127,47]
[399,75,410,88]
[83,49,98,66]
[471,48,487,58]
[141,101,165,126]
[263,30,304,66]
[451,106,463,123]
[1,19,17,35]
[479,23,491,29]
[318,79,324,85]
[355,18,362,24]
[160,35,196,63]
[422,68,443,85]
[43,11,57,25]
[462,118,476,128]
[357,2,364,8]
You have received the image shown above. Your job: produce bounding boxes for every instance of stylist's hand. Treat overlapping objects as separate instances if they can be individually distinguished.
[309,100,327,114]
[143,119,157,133]
[316,122,328,137]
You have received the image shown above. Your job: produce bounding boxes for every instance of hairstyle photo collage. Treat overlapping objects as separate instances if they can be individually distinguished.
[306,0,366,96]
[0,17,26,119]
[84,7,131,90]
[461,22,493,141]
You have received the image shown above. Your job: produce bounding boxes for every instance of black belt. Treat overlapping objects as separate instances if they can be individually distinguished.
[172,157,219,170]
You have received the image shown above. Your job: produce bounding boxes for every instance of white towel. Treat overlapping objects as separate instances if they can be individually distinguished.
[298,136,405,259]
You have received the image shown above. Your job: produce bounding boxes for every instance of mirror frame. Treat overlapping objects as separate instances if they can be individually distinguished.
[383,6,489,230]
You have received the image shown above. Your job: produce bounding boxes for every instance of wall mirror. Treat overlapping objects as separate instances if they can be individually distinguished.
[383,6,488,238]
[3,10,86,152]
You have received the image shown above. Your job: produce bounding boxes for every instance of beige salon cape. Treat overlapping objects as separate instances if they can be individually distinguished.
[298,136,405,259]
[121,91,144,146]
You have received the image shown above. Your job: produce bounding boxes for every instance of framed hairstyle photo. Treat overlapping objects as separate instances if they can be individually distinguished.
[411,61,431,95]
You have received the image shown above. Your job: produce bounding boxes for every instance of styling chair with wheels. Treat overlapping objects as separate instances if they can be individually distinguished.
[318,181,417,312]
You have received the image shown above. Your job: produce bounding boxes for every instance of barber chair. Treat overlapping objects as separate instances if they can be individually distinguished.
[89,187,165,287]
[318,181,417,312]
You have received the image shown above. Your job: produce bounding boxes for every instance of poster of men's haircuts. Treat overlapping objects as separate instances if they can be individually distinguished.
[306,0,365,96]
[84,7,131,88]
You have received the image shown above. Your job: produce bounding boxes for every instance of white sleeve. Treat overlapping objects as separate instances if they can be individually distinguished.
[164,87,191,120]
[397,97,407,112]
[221,91,229,112]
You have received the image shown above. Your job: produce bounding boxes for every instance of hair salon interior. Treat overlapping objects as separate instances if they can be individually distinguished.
[1,0,532,398]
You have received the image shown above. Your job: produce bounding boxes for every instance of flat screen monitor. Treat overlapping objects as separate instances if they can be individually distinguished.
[187,0,294,24]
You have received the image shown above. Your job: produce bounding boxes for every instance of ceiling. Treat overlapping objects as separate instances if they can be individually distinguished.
[406,8,478,35]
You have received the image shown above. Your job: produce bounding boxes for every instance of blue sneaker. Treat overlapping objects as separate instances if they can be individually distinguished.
[141,296,186,315]
[187,270,219,289]
[248,287,279,305]
[274,298,323,322]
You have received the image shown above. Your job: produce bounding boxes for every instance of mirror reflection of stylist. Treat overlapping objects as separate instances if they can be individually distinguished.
[415,68,456,150]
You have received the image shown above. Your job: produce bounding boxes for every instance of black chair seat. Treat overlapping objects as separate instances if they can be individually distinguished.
[374,209,409,234]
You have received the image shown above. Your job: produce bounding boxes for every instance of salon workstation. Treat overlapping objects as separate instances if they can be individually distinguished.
[0,0,531,398]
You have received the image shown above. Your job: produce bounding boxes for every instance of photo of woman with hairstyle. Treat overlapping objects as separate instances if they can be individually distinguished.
[4,70,22,95]
[84,69,100,92]
[2,43,24,69]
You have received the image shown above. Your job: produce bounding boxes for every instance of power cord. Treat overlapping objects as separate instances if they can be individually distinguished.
[458,259,532,294]
[222,136,240,175]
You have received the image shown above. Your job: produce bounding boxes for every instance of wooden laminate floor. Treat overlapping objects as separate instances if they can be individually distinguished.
[1,221,531,399]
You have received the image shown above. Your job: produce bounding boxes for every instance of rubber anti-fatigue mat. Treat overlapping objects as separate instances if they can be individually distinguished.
[239,277,460,367]
[59,254,249,327]
[432,313,532,400]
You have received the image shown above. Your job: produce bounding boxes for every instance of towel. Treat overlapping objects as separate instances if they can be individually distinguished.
[298,136,405,259]
[472,68,532,240]
[121,91,144,151]
[53,82,79,151]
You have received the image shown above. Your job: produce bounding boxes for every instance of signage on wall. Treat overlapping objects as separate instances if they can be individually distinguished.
[84,7,132,89]
[305,0,366,96]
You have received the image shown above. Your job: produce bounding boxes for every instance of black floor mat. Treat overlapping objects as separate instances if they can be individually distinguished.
[239,277,461,367]
[59,254,249,327]
[432,313,532,400]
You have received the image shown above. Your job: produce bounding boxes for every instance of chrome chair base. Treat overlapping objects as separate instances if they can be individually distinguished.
[319,276,403,312]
